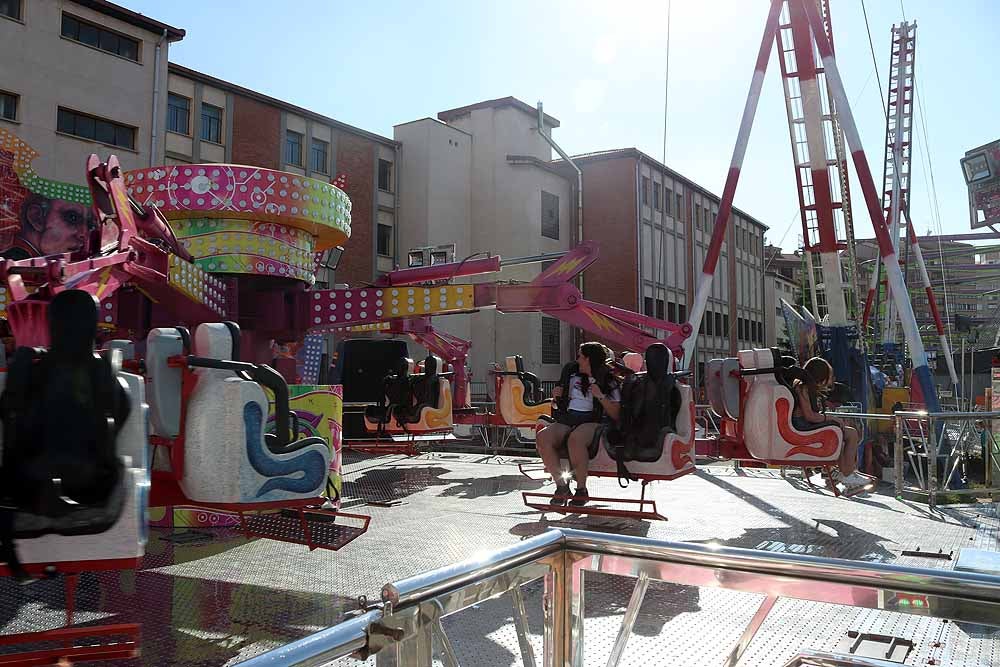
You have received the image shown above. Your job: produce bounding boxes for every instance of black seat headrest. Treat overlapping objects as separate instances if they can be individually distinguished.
[223,321,242,361]
[423,355,439,377]
[778,355,798,369]
[395,357,412,378]
[49,289,98,360]
[644,343,671,381]
[514,355,526,373]
[559,361,579,384]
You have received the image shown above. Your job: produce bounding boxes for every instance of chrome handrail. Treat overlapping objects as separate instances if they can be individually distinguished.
[238,609,382,667]
[559,528,1000,602]
[382,530,563,607]
[241,528,1000,666]
[896,410,1000,419]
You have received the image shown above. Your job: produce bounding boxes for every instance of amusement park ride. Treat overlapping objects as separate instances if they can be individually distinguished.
[0,0,983,662]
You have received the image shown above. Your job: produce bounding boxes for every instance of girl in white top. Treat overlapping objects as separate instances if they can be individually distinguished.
[536,342,621,507]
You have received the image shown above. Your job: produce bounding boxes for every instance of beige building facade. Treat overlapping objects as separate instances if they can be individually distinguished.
[0,0,184,182]
[395,98,574,386]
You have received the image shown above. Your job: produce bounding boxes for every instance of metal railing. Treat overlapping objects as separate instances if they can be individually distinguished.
[695,404,722,442]
[239,528,1000,667]
[894,410,1000,507]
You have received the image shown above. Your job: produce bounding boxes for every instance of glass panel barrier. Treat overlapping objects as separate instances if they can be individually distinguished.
[238,528,1000,667]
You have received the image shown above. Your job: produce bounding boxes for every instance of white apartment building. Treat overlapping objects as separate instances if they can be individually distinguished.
[395,97,574,386]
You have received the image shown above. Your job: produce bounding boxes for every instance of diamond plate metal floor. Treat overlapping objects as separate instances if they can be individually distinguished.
[1,452,998,665]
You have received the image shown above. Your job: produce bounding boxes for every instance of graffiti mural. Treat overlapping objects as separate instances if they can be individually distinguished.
[266,384,344,507]
[0,128,98,258]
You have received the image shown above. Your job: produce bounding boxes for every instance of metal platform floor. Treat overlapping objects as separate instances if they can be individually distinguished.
[2,451,998,666]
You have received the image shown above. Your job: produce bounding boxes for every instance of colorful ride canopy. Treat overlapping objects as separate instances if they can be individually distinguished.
[124,164,351,285]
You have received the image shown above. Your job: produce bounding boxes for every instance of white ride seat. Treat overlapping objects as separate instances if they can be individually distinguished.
[590,344,696,481]
[590,385,695,479]
[5,370,149,567]
[179,323,331,505]
[706,358,726,418]
[740,348,843,464]
[146,327,185,440]
[721,358,741,420]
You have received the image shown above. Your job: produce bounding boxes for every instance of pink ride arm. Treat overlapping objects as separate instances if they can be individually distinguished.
[308,239,684,357]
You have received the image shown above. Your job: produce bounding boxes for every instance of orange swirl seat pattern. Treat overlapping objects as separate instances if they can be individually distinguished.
[497,356,551,426]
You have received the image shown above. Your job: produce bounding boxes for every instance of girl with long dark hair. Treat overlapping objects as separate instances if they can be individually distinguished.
[791,356,866,491]
[536,342,621,506]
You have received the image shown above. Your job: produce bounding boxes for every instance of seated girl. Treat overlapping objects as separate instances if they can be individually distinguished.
[792,357,868,491]
[535,342,621,507]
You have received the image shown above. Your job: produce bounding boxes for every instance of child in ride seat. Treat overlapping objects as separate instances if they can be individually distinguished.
[791,357,867,491]
[536,342,622,507]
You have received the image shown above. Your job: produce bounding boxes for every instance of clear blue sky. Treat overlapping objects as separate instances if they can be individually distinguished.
[127,0,996,252]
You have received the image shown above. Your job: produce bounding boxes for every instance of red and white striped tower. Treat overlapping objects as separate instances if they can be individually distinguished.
[862,22,916,339]
[903,209,960,389]
[797,0,940,411]
[775,0,851,327]
[882,21,917,346]
[681,0,939,412]
[680,0,784,366]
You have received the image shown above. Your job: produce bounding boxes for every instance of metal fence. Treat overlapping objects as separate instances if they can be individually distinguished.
[893,410,1000,507]
[239,528,1000,667]
[469,381,491,402]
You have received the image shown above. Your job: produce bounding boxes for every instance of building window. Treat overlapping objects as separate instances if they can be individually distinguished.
[641,176,650,206]
[542,317,561,365]
[378,159,393,192]
[200,103,222,144]
[1,0,21,21]
[667,302,677,323]
[377,223,393,257]
[715,312,723,336]
[723,314,729,336]
[285,130,303,166]
[665,189,673,216]
[738,318,745,340]
[655,299,665,320]
[541,190,559,240]
[695,204,702,230]
[61,14,139,62]
[311,138,329,174]
[705,311,713,335]
[0,91,17,121]
[676,194,683,220]
[167,94,190,135]
[644,297,654,316]
[678,304,687,322]
[57,107,134,149]
[653,182,661,211]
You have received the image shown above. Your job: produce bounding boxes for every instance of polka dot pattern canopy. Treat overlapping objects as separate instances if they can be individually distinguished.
[124,164,351,250]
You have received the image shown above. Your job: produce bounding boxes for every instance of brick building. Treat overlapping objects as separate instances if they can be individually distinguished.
[164,64,399,287]
[556,149,769,388]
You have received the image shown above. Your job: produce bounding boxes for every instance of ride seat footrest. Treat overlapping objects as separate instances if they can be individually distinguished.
[239,508,371,551]
[0,623,140,665]
[521,491,667,521]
